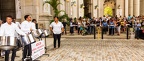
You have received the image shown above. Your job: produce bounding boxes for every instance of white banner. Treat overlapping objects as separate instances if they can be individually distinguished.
[31,40,45,60]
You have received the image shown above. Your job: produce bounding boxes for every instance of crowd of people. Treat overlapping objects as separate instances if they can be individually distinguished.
[64,15,144,39]
[0,14,144,61]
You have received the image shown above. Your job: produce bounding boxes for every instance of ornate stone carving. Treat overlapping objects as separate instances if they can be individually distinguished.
[43,0,51,15]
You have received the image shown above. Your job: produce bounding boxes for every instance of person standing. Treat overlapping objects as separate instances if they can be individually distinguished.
[0,16,26,61]
[62,19,67,35]
[21,15,36,61]
[135,21,141,39]
[102,20,108,34]
[32,19,38,29]
[70,19,74,35]
[116,20,121,35]
[12,19,21,28]
[50,16,64,48]
[109,19,115,35]
[13,19,22,49]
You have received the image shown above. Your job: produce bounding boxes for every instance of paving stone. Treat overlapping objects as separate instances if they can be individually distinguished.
[1,37,144,61]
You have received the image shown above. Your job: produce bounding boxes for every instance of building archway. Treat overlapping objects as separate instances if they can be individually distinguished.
[0,0,16,21]
[103,0,116,16]
[83,0,92,18]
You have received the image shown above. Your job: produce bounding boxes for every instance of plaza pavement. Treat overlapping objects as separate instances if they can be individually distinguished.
[0,34,144,61]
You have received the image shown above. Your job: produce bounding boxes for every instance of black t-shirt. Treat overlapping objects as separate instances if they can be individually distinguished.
[128,22,133,27]
[62,22,67,27]
[117,22,121,26]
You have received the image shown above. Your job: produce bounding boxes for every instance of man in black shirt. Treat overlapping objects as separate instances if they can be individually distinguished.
[62,19,67,35]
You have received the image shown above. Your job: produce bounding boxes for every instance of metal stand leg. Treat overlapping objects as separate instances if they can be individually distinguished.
[101,27,104,39]
[43,36,49,57]
[127,27,129,39]
[94,26,96,39]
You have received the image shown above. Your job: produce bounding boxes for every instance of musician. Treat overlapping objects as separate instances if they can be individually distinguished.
[0,20,4,58]
[0,16,26,61]
[21,15,36,61]
[13,19,21,28]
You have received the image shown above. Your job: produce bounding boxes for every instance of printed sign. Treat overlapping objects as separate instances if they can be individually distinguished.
[31,40,45,60]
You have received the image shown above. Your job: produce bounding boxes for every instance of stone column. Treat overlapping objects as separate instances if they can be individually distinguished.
[15,0,21,20]
[92,0,98,17]
[72,0,77,18]
[134,0,140,16]
[125,0,129,17]
[98,0,104,17]
[78,0,84,17]
[129,0,133,16]
[65,0,71,17]
[21,0,39,21]
[116,0,124,17]
[140,0,144,15]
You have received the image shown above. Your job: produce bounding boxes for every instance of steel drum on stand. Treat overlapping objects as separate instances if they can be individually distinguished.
[0,36,17,50]
[43,29,49,37]
[32,29,43,38]
[21,34,36,46]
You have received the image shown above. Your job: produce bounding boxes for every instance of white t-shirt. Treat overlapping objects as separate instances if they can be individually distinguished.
[50,21,64,34]
[21,20,36,34]
[0,22,25,37]
[15,22,21,28]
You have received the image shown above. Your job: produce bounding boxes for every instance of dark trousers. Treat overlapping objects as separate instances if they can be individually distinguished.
[135,30,140,39]
[53,34,61,48]
[109,28,114,35]
[64,27,67,34]
[103,26,108,34]
[5,49,16,61]
[70,27,74,34]
[22,44,32,60]
[90,26,94,34]
[78,27,80,34]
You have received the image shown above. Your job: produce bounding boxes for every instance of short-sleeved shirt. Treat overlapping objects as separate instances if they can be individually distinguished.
[50,21,64,34]
[21,20,36,34]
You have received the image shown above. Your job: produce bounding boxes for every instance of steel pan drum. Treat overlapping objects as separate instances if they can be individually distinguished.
[32,29,43,37]
[0,36,17,50]
[21,34,36,45]
[43,29,49,37]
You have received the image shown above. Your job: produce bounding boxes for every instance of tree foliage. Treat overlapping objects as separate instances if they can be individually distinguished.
[44,0,69,23]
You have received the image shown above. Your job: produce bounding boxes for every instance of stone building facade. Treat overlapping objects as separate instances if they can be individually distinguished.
[0,0,143,29]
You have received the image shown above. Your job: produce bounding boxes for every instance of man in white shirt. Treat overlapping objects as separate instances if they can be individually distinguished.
[21,15,36,61]
[13,19,21,28]
[50,16,64,48]
[0,16,26,61]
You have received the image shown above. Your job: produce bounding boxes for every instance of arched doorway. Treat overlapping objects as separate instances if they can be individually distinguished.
[0,0,16,21]
[83,0,91,18]
[103,0,116,16]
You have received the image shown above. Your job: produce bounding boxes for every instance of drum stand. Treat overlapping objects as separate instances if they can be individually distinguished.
[42,35,49,57]
[39,34,49,56]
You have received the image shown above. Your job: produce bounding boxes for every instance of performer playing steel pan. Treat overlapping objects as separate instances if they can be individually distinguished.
[0,16,26,61]
[21,15,36,61]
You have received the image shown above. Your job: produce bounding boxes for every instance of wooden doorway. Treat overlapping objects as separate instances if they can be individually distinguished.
[0,0,16,21]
